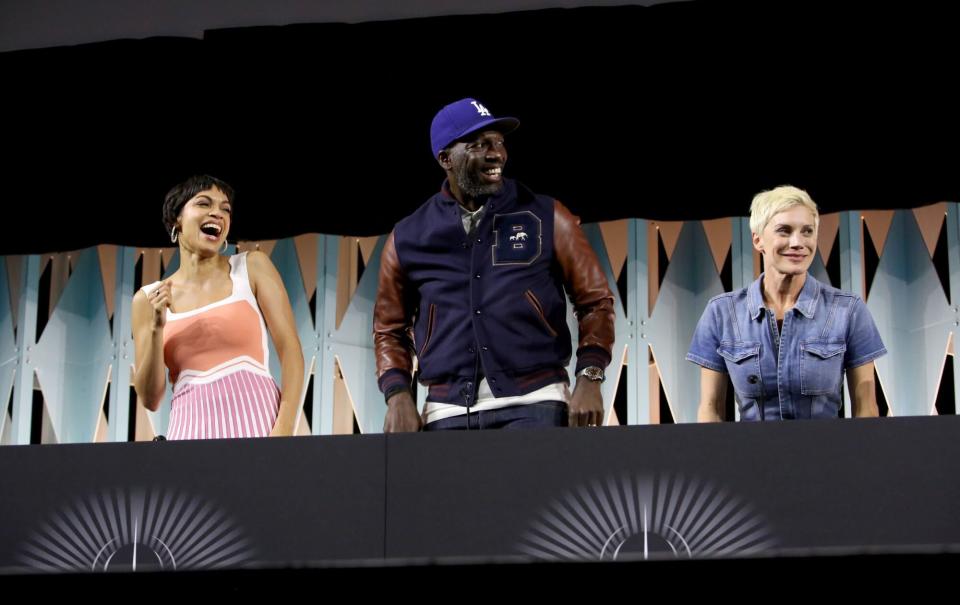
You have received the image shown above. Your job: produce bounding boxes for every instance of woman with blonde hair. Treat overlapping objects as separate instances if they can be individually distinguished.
[687,186,886,421]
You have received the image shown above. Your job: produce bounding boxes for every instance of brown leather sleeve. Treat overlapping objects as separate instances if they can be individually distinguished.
[374,231,416,380]
[554,200,616,368]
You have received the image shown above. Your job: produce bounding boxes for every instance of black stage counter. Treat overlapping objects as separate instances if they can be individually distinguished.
[1,417,958,575]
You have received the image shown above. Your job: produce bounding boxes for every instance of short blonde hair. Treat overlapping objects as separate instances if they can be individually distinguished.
[749,185,819,235]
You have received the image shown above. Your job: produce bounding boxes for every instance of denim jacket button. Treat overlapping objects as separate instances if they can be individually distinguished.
[747,375,759,384]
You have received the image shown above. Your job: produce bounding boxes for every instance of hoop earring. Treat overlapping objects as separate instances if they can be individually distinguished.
[170,226,178,243]
[220,240,229,255]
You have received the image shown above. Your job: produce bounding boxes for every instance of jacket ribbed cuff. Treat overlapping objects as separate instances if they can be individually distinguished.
[378,369,412,398]
[575,346,611,374]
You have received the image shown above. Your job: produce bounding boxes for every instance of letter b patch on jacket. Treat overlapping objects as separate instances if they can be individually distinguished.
[492,211,542,265]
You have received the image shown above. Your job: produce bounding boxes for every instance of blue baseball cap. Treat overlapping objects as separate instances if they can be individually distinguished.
[430,98,520,158]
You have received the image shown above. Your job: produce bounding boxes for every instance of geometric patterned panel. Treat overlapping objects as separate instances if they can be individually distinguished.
[0,410,10,445]
[9,255,39,445]
[913,203,948,258]
[598,219,628,279]
[868,210,952,416]
[32,248,113,443]
[818,212,841,266]
[326,235,385,435]
[808,213,835,287]
[0,257,16,442]
[595,220,630,420]
[6,256,22,331]
[97,245,118,321]
[808,250,831,290]
[702,217,732,275]
[568,223,631,422]
[862,211,895,259]
[2,205,958,445]
[647,221,725,423]
[617,220,664,424]
[948,205,960,413]
[266,237,314,407]
[103,245,137,443]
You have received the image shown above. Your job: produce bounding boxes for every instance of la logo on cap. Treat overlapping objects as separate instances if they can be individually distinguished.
[470,101,491,116]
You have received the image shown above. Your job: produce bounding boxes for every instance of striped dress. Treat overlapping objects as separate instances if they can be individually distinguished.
[141,252,280,440]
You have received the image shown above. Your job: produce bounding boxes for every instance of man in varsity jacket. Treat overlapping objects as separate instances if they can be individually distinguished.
[374,98,616,432]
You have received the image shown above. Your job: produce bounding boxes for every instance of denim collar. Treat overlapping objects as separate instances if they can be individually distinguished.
[748,272,820,320]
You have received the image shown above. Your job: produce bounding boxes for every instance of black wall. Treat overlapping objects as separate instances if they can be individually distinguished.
[2,2,956,254]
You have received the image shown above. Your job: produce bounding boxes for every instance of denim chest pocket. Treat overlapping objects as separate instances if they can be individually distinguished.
[717,342,763,397]
[800,340,846,395]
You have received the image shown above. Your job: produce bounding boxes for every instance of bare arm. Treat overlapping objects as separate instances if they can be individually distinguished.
[697,367,727,422]
[132,285,169,411]
[848,362,879,418]
[247,251,305,437]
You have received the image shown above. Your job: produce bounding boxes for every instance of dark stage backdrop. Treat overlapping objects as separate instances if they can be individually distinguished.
[1,1,956,254]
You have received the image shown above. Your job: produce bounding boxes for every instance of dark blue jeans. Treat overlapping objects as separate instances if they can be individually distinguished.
[423,401,568,431]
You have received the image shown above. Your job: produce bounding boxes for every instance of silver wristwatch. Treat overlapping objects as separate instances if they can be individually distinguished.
[576,366,605,383]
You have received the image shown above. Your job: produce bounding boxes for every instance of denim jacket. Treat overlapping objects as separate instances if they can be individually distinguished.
[687,274,886,420]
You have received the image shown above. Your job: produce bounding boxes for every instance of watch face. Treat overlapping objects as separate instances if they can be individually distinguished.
[582,367,604,381]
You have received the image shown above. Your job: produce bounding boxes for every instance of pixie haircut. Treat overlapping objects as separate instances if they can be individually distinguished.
[162,175,235,233]
[749,185,819,235]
